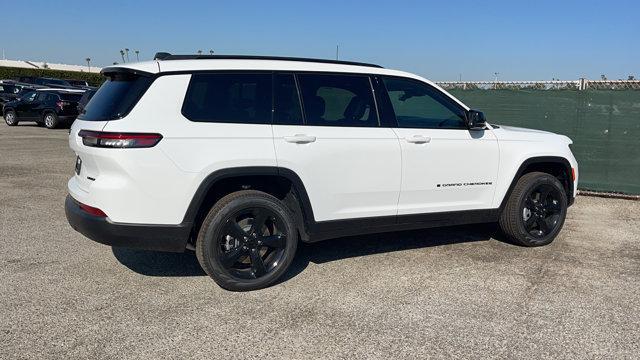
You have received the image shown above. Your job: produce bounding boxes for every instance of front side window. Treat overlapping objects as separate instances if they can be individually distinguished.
[297,73,378,127]
[382,76,466,129]
[182,73,272,124]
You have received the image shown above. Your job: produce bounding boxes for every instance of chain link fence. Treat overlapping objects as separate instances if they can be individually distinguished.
[437,79,640,91]
[436,80,640,195]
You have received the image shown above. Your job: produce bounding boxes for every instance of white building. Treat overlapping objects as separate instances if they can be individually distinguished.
[0,59,101,73]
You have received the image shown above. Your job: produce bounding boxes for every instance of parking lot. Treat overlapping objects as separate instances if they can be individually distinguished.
[1,123,639,359]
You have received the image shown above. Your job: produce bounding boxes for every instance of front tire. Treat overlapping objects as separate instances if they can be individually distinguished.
[4,110,18,126]
[196,190,298,291]
[499,172,567,247]
[44,112,59,129]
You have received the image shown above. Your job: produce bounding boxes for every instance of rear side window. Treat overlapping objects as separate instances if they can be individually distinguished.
[273,74,303,125]
[297,73,378,127]
[79,73,153,121]
[182,73,272,124]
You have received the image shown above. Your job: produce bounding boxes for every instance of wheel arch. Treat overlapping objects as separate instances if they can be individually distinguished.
[499,156,574,210]
[182,167,315,243]
[41,109,57,118]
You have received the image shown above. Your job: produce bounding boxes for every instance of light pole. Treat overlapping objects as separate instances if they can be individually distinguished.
[135,50,139,61]
[85,58,91,72]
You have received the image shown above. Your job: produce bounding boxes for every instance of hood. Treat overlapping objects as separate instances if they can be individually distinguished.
[493,125,572,145]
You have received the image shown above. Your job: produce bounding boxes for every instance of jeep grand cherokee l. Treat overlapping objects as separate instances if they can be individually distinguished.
[65,53,578,291]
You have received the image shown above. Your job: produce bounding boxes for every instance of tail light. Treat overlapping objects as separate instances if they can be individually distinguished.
[78,130,162,148]
[56,100,70,110]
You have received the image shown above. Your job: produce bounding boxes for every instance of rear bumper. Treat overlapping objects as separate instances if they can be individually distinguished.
[65,195,191,252]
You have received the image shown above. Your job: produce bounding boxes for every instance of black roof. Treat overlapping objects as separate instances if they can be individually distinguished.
[153,52,383,68]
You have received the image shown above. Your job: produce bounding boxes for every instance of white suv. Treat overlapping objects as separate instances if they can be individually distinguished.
[65,53,578,291]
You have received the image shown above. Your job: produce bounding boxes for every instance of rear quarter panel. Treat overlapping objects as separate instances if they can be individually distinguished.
[100,74,277,224]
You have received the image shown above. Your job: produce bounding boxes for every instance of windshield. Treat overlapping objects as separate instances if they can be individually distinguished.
[79,73,153,121]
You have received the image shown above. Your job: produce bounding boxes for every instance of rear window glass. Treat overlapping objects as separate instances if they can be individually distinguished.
[182,73,272,124]
[79,73,152,121]
[60,93,82,101]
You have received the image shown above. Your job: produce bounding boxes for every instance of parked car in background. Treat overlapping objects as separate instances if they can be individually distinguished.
[0,83,23,105]
[76,89,97,114]
[0,80,40,106]
[67,79,89,87]
[3,88,84,128]
[13,76,75,89]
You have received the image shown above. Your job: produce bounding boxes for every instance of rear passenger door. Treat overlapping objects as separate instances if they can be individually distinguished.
[272,73,401,222]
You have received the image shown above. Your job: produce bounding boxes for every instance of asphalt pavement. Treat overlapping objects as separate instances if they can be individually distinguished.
[1,124,639,359]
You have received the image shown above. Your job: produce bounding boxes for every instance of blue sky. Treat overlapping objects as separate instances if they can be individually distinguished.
[2,0,638,80]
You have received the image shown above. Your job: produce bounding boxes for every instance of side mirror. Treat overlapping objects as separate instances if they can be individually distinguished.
[465,110,487,130]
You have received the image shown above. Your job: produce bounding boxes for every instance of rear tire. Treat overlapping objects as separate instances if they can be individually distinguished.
[499,172,567,247]
[44,112,59,129]
[196,190,298,291]
[4,110,18,126]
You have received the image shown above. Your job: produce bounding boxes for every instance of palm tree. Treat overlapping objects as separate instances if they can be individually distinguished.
[85,58,91,72]
[135,50,140,61]
[197,50,203,55]
[120,49,125,63]
[209,50,214,55]
[125,48,130,62]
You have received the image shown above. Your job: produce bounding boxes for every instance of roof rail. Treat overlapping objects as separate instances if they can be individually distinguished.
[153,52,383,68]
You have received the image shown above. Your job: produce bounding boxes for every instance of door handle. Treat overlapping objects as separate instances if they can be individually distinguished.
[405,135,431,144]
[284,134,317,144]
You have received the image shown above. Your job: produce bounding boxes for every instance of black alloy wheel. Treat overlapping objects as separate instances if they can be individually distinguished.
[217,207,288,279]
[522,183,563,238]
[196,190,297,291]
[499,171,568,247]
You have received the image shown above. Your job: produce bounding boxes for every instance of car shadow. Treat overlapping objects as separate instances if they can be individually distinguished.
[112,223,500,279]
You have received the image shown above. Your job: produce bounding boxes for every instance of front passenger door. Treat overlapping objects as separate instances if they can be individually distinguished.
[15,91,38,119]
[381,76,500,215]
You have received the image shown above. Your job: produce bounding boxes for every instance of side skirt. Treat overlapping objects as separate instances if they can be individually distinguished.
[304,209,499,242]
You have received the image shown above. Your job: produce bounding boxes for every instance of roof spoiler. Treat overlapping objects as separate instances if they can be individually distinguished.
[100,67,153,77]
[152,52,383,68]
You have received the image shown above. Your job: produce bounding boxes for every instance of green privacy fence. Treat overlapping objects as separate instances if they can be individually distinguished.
[443,86,640,194]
